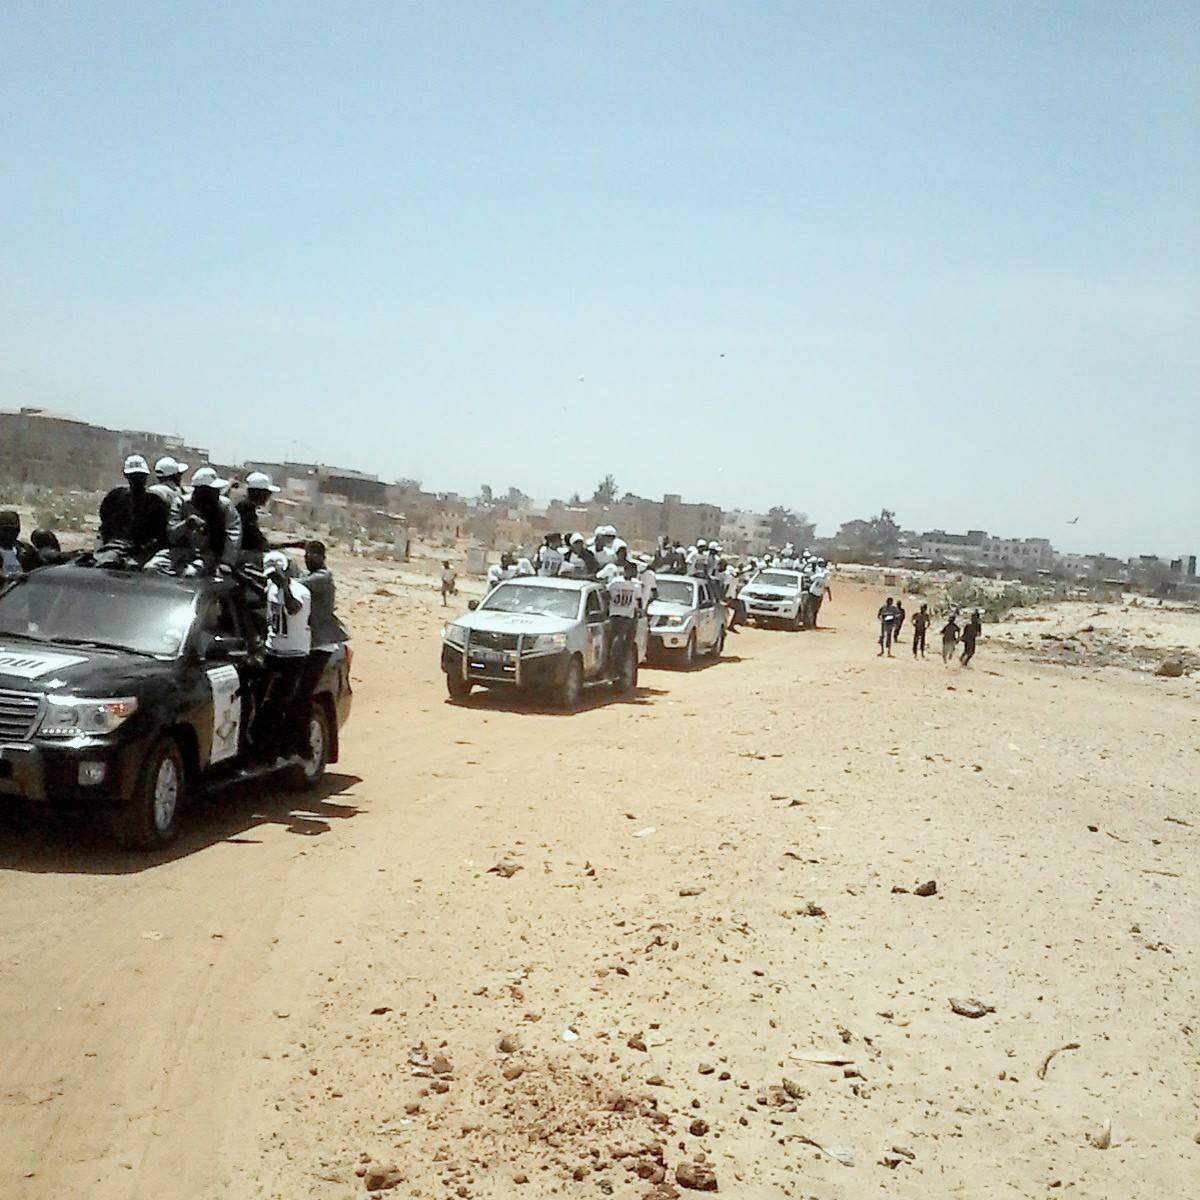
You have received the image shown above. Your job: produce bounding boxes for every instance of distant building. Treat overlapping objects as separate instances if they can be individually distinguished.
[720,509,772,555]
[0,406,209,492]
[920,528,1056,573]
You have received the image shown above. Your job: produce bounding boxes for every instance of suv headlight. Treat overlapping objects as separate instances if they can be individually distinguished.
[527,633,568,653]
[38,695,139,738]
[442,624,467,647]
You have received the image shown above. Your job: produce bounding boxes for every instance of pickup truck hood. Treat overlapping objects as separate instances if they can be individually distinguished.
[647,599,693,620]
[452,610,576,637]
[0,639,169,697]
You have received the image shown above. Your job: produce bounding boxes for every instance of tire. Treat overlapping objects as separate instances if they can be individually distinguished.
[613,646,638,694]
[790,607,804,632]
[446,670,473,700]
[709,623,725,659]
[556,656,584,711]
[284,700,331,791]
[680,631,697,669]
[111,736,185,850]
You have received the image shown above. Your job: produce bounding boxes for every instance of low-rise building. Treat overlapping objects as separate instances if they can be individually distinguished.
[720,509,772,556]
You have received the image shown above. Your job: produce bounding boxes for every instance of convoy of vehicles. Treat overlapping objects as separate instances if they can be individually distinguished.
[0,565,352,848]
[440,576,647,709]
[646,574,726,665]
[738,567,808,629]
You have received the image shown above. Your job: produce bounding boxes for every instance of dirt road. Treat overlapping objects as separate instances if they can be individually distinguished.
[1,580,1196,1199]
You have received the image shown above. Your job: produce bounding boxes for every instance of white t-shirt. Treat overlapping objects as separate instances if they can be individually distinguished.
[487,564,517,587]
[441,568,456,588]
[638,568,657,607]
[537,545,564,577]
[597,561,623,584]
[266,579,312,657]
[607,575,639,618]
[809,569,828,597]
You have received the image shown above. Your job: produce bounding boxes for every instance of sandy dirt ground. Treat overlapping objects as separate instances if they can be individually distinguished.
[0,563,1196,1199]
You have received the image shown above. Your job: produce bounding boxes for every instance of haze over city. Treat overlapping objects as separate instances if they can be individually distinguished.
[2,2,1196,557]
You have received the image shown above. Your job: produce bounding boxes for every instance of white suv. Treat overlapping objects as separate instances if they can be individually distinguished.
[646,574,726,666]
[739,568,806,630]
[441,576,648,709]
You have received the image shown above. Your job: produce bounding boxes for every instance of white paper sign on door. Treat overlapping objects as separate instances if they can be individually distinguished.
[206,665,241,764]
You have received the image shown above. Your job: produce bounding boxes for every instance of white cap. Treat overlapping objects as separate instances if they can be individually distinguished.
[154,455,188,478]
[697,538,708,548]
[190,466,230,490]
[123,454,150,476]
[263,550,290,572]
[570,532,585,545]
[245,470,280,494]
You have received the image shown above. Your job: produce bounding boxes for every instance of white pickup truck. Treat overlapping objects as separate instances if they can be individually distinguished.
[646,574,726,666]
[739,568,807,630]
[440,576,648,709]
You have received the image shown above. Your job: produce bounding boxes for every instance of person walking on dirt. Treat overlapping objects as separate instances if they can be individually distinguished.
[911,603,931,658]
[940,612,961,664]
[440,561,457,605]
[877,596,901,656]
[893,599,906,644]
[960,610,982,666]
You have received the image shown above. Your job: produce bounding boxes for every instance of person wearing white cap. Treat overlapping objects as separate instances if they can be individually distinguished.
[235,470,287,566]
[167,466,242,574]
[253,549,313,764]
[98,454,170,564]
[559,533,598,577]
[590,524,624,569]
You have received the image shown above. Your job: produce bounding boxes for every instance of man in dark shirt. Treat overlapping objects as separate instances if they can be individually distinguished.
[960,610,983,666]
[911,603,931,659]
[97,455,169,563]
[877,596,901,657]
[0,511,38,581]
[236,471,280,565]
[893,599,906,644]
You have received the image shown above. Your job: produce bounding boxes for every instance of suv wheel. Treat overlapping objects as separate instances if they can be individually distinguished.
[557,656,583,710]
[710,624,725,659]
[680,631,697,668]
[614,646,638,694]
[446,670,473,700]
[284,701,331,791]
[790,607,804,631]
[111,737,185,850]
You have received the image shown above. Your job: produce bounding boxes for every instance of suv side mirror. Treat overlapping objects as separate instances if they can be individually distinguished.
[207,634,249,661]
[467,600,479,611]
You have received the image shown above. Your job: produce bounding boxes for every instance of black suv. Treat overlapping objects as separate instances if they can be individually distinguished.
[0,565,352,848]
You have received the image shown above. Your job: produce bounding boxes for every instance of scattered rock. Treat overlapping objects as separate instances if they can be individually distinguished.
[1155,659,1184,677]
[913,880,937,897]
[627,1034,648,1052]
[890,885,909,894]
[430,1053,452,1075]
[678,885,705,897]
[801,901,826,917]
[1087,1118,1112,1150]
[497,1035,520,1054]
[697,1062,715,1075]
[363,1162,403,1191]
[689,1118,709,1136]
[487,861,522,878]
[370,1006,393,1016]
[502,1063,525,1081]
[675,1162,719,1191]
[948,996,995,1019]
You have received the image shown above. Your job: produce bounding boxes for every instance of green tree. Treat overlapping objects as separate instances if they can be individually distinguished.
[592,474,620,505]
[767,506,816,547]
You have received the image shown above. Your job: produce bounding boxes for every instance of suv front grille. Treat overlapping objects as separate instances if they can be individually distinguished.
[469,630,521,652]
[0,689,40,742]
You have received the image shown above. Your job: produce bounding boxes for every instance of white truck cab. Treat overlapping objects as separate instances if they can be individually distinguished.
[739,568,806,629]
[646,574,725,666]
[440,576,647,709]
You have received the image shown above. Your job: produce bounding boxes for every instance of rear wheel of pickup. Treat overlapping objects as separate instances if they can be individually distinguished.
[680,631,697,668]
[111,737,185,850]
[284,700,331,791]
[556,656,583,710]
[789,607,804,631]
[613,645,638,694]
[709,623,725,659]
[446,670,473,700]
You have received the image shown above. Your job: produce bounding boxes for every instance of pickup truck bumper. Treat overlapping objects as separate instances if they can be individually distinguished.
[648,626,694,650]
[442,645,571,689]
[0,733,152,805]
[743,597,801,619]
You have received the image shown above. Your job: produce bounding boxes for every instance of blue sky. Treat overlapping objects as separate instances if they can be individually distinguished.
[2,2,1196,556]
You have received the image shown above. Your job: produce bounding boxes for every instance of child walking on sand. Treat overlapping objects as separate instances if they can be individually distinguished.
[440,560,457,606]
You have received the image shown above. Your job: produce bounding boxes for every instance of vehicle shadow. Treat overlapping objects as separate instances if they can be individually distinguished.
[0,772,363,876]
[447,685,667,716]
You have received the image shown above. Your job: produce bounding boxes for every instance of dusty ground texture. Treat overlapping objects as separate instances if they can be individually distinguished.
[0,563,1197,1200]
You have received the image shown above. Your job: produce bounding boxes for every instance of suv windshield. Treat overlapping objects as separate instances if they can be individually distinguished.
[654,579,696,605]
[480,584,581,620]
[753,571,801,589]
[0,572,198,658]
